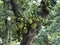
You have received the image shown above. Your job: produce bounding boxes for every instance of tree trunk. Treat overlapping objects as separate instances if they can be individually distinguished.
[6,30,9,45]
[9,30,12,45]
[20,36,33,45]
[5,18,9,45]
[5,20,9,45]
[20,30,38,45]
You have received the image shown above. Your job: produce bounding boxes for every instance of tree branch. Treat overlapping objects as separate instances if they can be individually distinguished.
[10,0,19,17]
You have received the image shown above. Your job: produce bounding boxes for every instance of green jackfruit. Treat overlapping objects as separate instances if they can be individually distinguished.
[31,23,37,29]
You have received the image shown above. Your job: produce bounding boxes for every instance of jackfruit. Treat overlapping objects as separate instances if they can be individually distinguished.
[23,27,28,34]
[31,23,37,29]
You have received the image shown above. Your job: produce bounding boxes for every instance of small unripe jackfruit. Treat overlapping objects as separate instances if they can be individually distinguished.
[31,23,37,29]
[19,23,24,29]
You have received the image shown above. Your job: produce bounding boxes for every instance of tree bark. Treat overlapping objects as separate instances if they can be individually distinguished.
[9,30,12,45]
[6,30,9,45]
[5,18,9,45]
[20,29,38,45]
[20,36,33,45]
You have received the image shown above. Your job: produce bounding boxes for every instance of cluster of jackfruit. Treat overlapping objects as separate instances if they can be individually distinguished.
[28,15,41,29]
[17,15,42,35]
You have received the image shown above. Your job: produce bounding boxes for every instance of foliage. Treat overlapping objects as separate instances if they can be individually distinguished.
[33,0,60,45]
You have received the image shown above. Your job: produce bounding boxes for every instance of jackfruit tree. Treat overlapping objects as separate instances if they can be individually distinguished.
[0,0,57,45]
[9,0,57,45]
